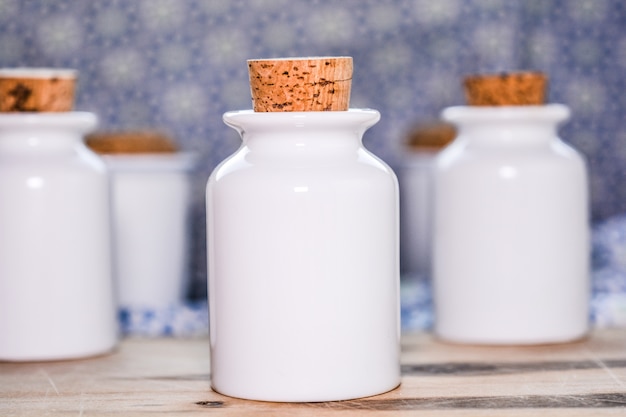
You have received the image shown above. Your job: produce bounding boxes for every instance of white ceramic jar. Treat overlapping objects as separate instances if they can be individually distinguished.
[102,153,196,310]
[433,104,590,345]
[398,150,437,278]
[0,112,117,361]
[207,109,400,402]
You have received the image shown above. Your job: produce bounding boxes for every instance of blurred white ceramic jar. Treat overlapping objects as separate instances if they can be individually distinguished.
[398,123,454,279]
[0,68,117,361]
[87,132,196,310]
[433,99,590,344]
[99,155,196,310]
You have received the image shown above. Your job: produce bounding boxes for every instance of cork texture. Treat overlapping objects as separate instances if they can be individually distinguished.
[406,122,456,150]
[0,71,75,112]
[248,57,352,112]
[463,72,547,106]
[86,131,178,154]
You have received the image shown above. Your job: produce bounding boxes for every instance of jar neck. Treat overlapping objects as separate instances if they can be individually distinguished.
[442,104,570,148]
[456,122,560,147]
[223,109,380,155]
[0,112,97,153]
[242,129,365,155]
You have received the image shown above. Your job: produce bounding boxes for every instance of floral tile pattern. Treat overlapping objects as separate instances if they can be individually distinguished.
[2,0,626,332]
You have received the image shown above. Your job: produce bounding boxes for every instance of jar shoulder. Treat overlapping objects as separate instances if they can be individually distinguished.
[209,147,397,185]
[0,146,107,176]
[436,139,586,172]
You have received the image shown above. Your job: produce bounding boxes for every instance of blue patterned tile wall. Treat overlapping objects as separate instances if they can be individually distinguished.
[1,0,625,299]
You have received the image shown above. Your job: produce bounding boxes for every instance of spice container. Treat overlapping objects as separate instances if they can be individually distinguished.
[206,57,400,402]
[87,132,196,310]
[398,122,455,278]
[0,68,117,361]
[433,72,590,344]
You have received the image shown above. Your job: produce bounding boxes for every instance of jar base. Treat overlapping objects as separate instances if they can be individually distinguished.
[0,342,117,363]
[210,380,401,403]
[433,329,590,347]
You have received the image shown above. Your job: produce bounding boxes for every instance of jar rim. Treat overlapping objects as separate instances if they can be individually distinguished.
[0,67,77,79]
[0,111,97,129]
[442,103,570,123]
[223,108,380,129]
[101,152,197,172]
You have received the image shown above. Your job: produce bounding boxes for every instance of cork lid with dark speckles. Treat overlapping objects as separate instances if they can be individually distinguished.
[463,72,547,106]
[0,68,76,112]
[248,57,352,112]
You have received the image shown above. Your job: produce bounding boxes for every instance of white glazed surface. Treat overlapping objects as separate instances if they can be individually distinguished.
[398,151,437,277]
[103,154,195,308]
[207,109,400,402]
[0,112,117,361]
[433,104,590,345]
[0,68,77,79]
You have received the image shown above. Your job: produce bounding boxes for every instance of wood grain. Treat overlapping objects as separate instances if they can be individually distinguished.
[2,330,626,416]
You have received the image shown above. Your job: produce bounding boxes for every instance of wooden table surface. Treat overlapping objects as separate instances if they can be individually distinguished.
[2,329,626,416]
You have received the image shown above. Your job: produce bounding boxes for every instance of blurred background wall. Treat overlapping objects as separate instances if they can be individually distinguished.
[1,0,624,298]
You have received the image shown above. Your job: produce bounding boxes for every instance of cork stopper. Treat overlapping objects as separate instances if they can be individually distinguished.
[463,72,547,106]
[248,57,352,112]
[406,122,456,151]
[86,131,178,155]
[0,68,76,112]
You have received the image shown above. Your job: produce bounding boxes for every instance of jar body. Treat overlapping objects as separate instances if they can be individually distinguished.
[0,113,117,360]
[103,154,196,310]
[207,109,400,402]
[433,104,589,345]
[398,150,437,278]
